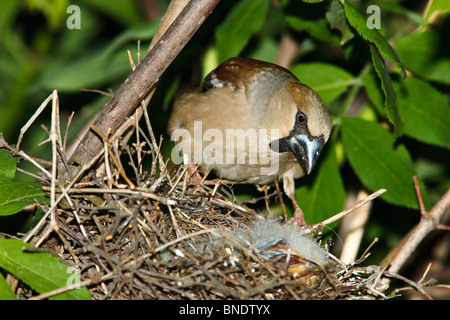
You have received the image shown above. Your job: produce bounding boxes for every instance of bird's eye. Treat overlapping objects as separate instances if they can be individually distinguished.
[297,112,306,124]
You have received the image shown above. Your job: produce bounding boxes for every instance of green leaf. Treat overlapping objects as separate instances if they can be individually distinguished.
[0,238,91,300]
[0,148,17,182]
[396,30,450,85]
[100,21,160,60]
[0,0,21,28]
[342,117,420,209]
[34,19,158,93]
[362,72,384,116]
[26,0,70,29]
[370,44,404,137]
[35,49,132,92]
[395,77,450,149]
[0,272,17,300]
[79,0,144,27]
[325,0,354,45]
[423,0,450,23]
[344,0,405,76]
[290,62,355,104]
[285,1,340,45]
[216,0,269,62]
[0,149,48,216]
[296,142,346,225]
[0,181,48,216]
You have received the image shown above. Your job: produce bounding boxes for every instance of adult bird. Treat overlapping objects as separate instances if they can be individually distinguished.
[168,57,332,226]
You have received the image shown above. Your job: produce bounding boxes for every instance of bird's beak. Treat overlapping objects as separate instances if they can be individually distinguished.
[286,134,324,175]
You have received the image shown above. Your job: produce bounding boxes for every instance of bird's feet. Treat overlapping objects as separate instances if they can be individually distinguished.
[289,207,307,226]
[287,193,312,229]
[186,162,204,191]
[288,206,312,230]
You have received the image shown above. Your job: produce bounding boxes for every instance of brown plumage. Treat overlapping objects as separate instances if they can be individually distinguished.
[168,57,332,225]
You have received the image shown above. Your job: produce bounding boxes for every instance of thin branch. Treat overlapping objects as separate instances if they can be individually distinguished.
[382,185,450,286]
[62,187,176,206]
[414,176,427,215]
[28,273,116,300]
[61,0,221,181]
[153,228,220,254]
[313,189,386,230]
[15,92,55,151]
[385,270,433,300]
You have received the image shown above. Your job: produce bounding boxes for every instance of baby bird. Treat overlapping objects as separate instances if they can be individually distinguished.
[168,57,332,226]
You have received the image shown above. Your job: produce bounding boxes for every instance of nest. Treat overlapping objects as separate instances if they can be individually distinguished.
[35,167,386,300]
[5,93,426,300]
[6,105,397,301]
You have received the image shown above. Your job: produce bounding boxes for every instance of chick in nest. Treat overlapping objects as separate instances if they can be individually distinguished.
[221,217,331,279]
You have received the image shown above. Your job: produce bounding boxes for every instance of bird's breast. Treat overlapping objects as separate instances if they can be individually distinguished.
[168,87,306,184]
[171,122,305,184]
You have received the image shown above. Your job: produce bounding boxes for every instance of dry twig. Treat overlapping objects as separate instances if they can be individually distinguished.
[381,177,450,287]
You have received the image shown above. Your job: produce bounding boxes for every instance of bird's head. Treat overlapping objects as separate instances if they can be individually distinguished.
[270,80,333,175]
[209,58,333,175]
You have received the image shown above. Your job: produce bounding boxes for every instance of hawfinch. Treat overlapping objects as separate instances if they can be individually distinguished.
[168,57,332,226]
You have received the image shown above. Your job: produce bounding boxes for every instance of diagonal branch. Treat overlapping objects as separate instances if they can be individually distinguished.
[381,178,450,286]
[60,0,221,181]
